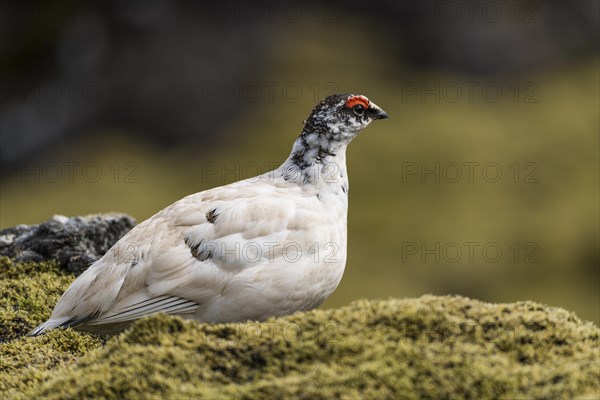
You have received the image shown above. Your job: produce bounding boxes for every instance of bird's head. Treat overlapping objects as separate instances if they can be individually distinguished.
[301,93,388,146]
[283,94,388,179]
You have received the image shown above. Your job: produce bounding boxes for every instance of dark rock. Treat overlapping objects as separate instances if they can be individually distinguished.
[0,214,135,275]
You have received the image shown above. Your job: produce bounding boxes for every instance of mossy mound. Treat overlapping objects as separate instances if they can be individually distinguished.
[1,256,599,399]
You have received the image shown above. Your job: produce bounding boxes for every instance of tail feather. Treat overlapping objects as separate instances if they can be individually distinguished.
[27,317,76,337]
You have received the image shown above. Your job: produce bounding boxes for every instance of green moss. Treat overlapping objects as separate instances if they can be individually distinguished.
[0,329,103,397]
[1,258,598,399]
[0,257,75,342]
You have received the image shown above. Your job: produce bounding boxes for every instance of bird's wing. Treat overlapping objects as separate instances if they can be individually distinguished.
[86,295,200,326]
[33,179,315,333]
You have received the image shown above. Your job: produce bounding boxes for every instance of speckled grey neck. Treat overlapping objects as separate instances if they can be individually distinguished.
[279,95,366,186]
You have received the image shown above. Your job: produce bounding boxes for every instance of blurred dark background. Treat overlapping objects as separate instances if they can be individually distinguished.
[1,1,599,322]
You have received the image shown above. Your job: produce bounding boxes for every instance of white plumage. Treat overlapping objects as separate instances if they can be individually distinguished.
[29,94,388,335]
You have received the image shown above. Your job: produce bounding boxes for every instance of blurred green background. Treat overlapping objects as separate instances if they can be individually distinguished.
[1,1,598,323]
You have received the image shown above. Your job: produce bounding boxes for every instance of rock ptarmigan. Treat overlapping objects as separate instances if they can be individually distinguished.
[29,94,388,335]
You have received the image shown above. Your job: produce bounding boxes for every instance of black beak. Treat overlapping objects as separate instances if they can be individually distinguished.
[371,107,389,120]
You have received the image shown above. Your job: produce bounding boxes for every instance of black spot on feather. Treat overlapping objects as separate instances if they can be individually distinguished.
[206,209,219,224]
[185,237,212,261]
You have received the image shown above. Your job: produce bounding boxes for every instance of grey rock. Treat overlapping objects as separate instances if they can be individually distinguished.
[0,214,135,275]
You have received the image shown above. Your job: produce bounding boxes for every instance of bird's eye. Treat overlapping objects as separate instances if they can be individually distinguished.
[353,104,365,116]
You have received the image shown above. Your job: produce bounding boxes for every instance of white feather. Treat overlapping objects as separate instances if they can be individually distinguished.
[28,94,387,335]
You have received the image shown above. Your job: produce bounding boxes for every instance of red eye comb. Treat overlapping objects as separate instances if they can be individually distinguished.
[345,95,369,109]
